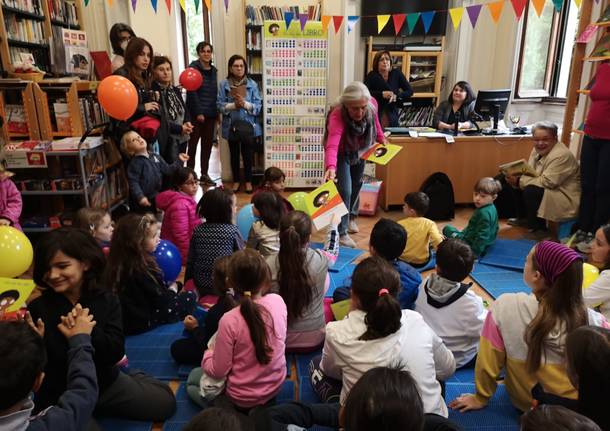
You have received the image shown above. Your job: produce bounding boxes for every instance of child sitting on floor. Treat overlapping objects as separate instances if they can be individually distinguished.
[252,167,293,213]
[415,238,487,368]
[73,207,114,249]
[246,191,286,257]
[121,130,188,214]
[521,405,602,431]
[443,177,502,257]
[107,213,196,335]
[171,256,236,366]
[0,309,98,431]
[398,192,443,268]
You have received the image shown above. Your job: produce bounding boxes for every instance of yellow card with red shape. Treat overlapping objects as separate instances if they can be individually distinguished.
[305,181,348,230]
[360,143,402,165]
[0,277,35,316]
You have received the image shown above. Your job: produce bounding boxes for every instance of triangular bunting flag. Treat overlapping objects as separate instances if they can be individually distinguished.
[531,0,546,17]
[224,0,229,12]
[487,1,504,23]
[466,5,482,27]
[332,16,344,34]
[552,0,564,11]
[510,0,527,19]
[131,0,137,12]
[321,15,331,32]
[420,11,435,34]
[179,0,185,11]
[377,15,391,34]
[150,0,157,12]
[299,13,308,32]
[347,16,359,33]
[83,0,89,5]
[284,12,294,29]
[392,14,406,35]
[574,0,582,7]
[194,0,199,13]
[108,0,113,6]
[406,13,421,34]
[165,0,171,13]
[449,7,464,29]
[204,0,210,10]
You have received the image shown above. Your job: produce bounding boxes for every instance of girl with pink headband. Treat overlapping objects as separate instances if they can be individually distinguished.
[450,241,609,413]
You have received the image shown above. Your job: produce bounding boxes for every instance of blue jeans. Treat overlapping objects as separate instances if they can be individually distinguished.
[335,156,365,235]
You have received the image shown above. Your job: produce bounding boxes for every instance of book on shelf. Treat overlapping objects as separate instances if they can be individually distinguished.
[597,4,610,25]
[399,105,435,127]
[2,0,43,15]
[47,0,78,26]
[245,3,321,26]
[499,159,538,177]
[78,95,108,131]
[9,46,49,70]
[589,34,610,59]
[4,104,28,134]
[52,102,71,133]
[52,136,103,151]
[3,14,46,43]
[246,28,262,50]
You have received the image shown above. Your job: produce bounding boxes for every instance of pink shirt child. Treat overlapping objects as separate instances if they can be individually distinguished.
[324,97,385,170]
[0,175,22,230]
[156,189,201,262]
[202,293,287,408]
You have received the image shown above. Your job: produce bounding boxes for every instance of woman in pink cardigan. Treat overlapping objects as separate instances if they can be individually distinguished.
[0,161,22,230]
[324,81,386,248]
[156,166,201,262]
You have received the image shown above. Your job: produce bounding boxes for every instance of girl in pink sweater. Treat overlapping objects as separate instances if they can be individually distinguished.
[199,249,287,409]
[156,166,201,262]
[0,159,22,230]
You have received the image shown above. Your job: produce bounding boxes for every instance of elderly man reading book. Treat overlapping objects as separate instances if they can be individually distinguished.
[504,121,580,239]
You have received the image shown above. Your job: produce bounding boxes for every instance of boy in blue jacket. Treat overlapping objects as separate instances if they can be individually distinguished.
[0,305,98,431]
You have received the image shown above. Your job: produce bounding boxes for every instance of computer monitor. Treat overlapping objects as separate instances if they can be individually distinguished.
[473,89,511,135]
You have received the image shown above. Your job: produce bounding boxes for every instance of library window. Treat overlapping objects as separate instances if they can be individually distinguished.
[515,0,579,99]
[181,1,213,65]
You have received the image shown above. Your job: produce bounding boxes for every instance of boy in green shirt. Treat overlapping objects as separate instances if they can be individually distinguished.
[443,177,502,257]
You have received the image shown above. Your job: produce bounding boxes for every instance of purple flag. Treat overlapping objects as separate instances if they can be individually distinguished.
[299,13,308,32]
[131,0,137,12]
[467,5,483,28]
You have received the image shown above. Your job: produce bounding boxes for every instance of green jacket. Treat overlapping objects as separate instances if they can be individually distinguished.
[448,204,498,257]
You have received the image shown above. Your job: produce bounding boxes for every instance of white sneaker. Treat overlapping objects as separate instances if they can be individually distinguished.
[339,234,357,248]
[347,220,360,234]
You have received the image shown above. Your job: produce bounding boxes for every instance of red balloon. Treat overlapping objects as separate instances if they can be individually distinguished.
[179,67,203,91]
[98,76,138,121]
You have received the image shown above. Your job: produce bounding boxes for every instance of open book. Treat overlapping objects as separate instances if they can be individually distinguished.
[499,159,538,177]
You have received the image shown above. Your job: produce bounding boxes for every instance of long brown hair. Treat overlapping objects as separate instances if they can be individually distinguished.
[277,211,314,322]
[352,257,402,341]
[106,213,161,292]
[228,249,273,364]
[123,37,154,88]
[524,250,588,373]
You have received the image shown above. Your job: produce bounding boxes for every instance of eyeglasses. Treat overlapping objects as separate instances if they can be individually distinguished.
[200,50,212,53]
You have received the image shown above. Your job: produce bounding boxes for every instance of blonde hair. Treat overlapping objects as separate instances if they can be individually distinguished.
[474,177,502,195]
[74,207,109,234]
[120,131,141,156]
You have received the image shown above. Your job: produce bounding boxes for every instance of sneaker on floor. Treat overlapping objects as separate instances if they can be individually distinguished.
[200,174,216,187]
[339,234,357,248]
[575,232,595,253]
[507,218,528,227]
[347,220,360,234]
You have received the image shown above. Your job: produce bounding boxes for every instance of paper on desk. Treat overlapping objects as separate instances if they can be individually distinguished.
[419,132,448,138]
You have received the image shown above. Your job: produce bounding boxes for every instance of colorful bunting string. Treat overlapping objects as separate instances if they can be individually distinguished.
[406,13,420,34]
[420,11,436,34]
[467,5,483,28]
[392,14,406,35]
[487,1,504,23]
[377,15,391,34]
[552,0,564,11]
[178,0,185,12]
[131,0,137,12]
[321,15,331,32]
[150,0,157,12]
[347,16,359,33]
[531,0,546,17]
[510,0,527,19]
[165,0,171,13]
[332,15,344,34]
[449,7,464,29]
[203,0,210,10]
[284,12,294,30]
[299,13,308,32]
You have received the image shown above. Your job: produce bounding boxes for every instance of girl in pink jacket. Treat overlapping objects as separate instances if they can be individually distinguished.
[156,167,201,262]
[0,160,22,230]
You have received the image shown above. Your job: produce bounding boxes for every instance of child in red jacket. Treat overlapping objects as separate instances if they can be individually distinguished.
[156,167,202,262]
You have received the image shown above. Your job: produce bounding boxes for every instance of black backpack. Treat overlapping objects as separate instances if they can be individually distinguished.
[420,172,455,221]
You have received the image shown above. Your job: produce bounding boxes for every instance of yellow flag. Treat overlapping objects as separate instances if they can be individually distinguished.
[204,0,210,9]
[377,15,391,34]
[487,1,504,23]
[321,15,331,32]
[449,7,464,29]
[574,0,582,7]
[179,0,185,11]
[531,0,545,17]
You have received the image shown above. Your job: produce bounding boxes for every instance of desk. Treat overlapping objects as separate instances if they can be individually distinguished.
[376,135,534,209]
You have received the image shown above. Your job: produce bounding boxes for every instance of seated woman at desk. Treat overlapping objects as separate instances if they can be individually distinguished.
[364,50,413,127]
[432,81,476,131]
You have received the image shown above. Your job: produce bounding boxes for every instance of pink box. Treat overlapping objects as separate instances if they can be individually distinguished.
[358,181,383,216]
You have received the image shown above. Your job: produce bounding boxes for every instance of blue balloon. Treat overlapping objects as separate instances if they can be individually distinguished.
[154,239,182,283]
[237,204,257,239]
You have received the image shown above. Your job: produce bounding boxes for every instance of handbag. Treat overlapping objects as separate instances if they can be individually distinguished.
[228,119,254,142]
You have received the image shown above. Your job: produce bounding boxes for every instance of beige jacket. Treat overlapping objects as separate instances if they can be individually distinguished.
[519,142,580,222]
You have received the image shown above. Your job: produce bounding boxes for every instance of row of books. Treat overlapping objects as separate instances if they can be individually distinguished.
[4,104,28,134]
[246,55,263,74]
[246,28,262,50]
[79,95,109,131]
[47,0,78,25]
[399,105,435,127]
[9,45,50,69]
[245,4,321,25]
[4,14,46,44]
[2,0,43,15]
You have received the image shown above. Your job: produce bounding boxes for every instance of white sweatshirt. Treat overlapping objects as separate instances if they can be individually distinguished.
[583,269,610,320]
[320,309,456,417]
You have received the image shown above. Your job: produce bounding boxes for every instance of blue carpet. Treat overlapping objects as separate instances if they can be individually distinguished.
[446,383,520,430]
[447,364,476,384]
[97,418,152,431]
[299,376,322,403]
[161,383,202,431]
[125,322,184,380]
[295,350,322,380]
[470,263,530,299]
[416,255,437,273]
[311,243,364,272]
[478,239,535,271]
[327,263,356,297]
[178,364,196,379]
[278,379,296,402]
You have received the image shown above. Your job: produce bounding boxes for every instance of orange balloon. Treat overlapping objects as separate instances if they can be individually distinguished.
[97,76,138,121]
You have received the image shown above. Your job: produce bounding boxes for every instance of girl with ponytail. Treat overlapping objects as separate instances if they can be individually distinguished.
[266,211,339,352]
[200,249,287,410]
[312,256,455,417]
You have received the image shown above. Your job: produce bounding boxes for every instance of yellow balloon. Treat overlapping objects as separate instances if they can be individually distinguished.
[582,263,600,289]
[0,226,33,278]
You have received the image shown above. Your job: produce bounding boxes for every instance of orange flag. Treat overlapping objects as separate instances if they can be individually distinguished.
[108,0,113,6]
[487,1,504,23]
[321,15,331,32]
[531,0,546,17]
[204,0,210,9]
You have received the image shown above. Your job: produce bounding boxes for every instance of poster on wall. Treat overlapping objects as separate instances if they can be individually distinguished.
[262,20,328,188]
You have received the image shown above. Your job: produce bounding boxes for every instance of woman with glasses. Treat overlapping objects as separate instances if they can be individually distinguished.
[364,50,413,127]
[433,81,476,131]
[186,42,218,187]
[109,23,136,73]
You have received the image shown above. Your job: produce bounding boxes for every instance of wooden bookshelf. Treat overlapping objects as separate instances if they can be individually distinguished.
[0,80,40,143]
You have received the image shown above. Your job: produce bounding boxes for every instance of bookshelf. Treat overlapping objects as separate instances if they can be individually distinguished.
[0,0,84,73]
[367,36,445,127]
[0,80,40,143]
